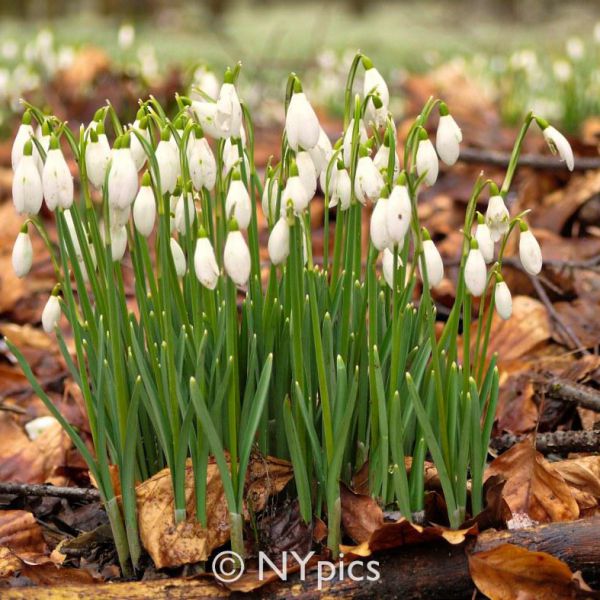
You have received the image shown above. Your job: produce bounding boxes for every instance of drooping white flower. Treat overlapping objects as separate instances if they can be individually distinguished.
[222,135,249,177]
[297,150,317,201]
[494,280,513,320]
[421,237,444,288]
[188,132,216,191]
[102,222,128,262]
[416,132,439,186]
[485,194,510,243]
[282,162,310,215]
[42,137,73,210]
[12,140,43,215]
[342,118,368,167]
[110,205,131,227]
[215,74,242,138]
[373,139,399,175]
[382,247,404,289]
[225,173,251,229]
[155,133,180,194]
[191,100,222,139]
[541,124,574,171]
[133,173,156,237]
[464,243,487,297]
[308,127,332,177]
[363,58,389,127]
[261,170,278,223]
[268,217,290,265]
[385,183,411,245]
[12,112,39,171]
[370,195,392,251]
[354,153,384,204]
[107,135,138,209]
[329,165,351,210]
[519,225,543,275]
[474,220,495,264]
[175,191,196,233]
[42,293,61,333]
[194,234,219,290]
[170,237,187,277]
[85,124,111,188]
[129,115,150,171]
[436,107,462,166]
[224,228,251,286]
[12,228,33,278]
[63,209,82,258]
[285,81,320,152]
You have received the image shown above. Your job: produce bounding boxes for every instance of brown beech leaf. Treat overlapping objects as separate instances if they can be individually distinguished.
[486,440,579,525]
[469,543,584,600]
[0,511,46,559]
[340,483,383,544]
[136,456,292,569]
[553,456,600,512]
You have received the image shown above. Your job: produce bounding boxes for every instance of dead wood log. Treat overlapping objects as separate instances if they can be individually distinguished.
[0,482,101,502]
[491,430,600,454]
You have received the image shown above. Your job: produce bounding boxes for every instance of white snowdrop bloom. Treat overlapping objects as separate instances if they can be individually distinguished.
[282,165,310,215]
[102,223,128,262]
[308,127,332,176]
[436,109,462,166]
[475,222,495,264]
[25,415,59,441]
[12,229,33,278]
[297,150,317,201]
[194,235,219,290]
[110,205,131,228]
[191,100,222,139]
[566,37,584,61]
[188,134,216,191]
[553,60,572,83]
[155,135,180,194]
[170,237,187,277]
[485,194,510,243]
[224,229,251,286]
[175,192,196,233]
[354,154,384,204]
[129,117,150,171]
[329,166,351,210]
[416,134,439,186]
[541,125,574,171]
[320,160,337,198]
[133,174,156,237]
[370,196,392,251]
[191,66,220,101]
[363,59,389,127]
[464,244,487,297]
[12,113,39,171]
[42,138,73,210]
[421,238,444,288]
[41,294,61,333]
[63,209,82,257]
[12,141,43,215]
[519,227,543,275]
[225,174,251,229]
[85,126,111,188]
[268,217,290,265]
[285,83,320,151]
[494,280,513,320]
[382,247,404,289]
[385,184,411,245]
[118,23,135,50]
[169,191,180,234]
[262,173,278,222]
[108,136,138,209]
[215,76,243,138]
[222,137,249,177]
[373,142,399,175]
[342,119,368,167]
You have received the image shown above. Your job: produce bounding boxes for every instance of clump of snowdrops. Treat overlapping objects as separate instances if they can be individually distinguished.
[7,53,573,576]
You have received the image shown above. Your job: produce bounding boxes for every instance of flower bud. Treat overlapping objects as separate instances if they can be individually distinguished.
[282,163,310,215]
[416,132,438,186]
[308,127,332,177]
[42,293,61,333]
[133,175,156,237]
[363,61,390,127]
[329,165,351,210]
[85,126,111,188]
[129,119,150,171]
[485,194,510,242]
[268,217,290,265]
[297,150,317,201]
[175,191,196,234]
[540,122,574,171]
[474,221,495,264]
[385,184,411,245]
[355,154,384,204]
[194,235,219,290]
[222,136,249,177]
[155,136,180,194]
[494,280,513,320]
[225,174,251,229]
[464,241,487,297]
[373,141,399,175]
[382,247,404,289]
[216,80,243,139]
[108,142,138,209]
[421,238,444,288]
[102,223,128,262]
[188,134,216,191]
[12,112,41,172]
[342,119,367,168]
[435,107,462,166]
[285,85,320,152]
[12,228,33,278]
[191,100,221,139]
[42,139,73,210]
[170,237,187,277]
[224,228,251,286]
[370,196,391,251]
[12,142,43,215]
[519,225,542,275]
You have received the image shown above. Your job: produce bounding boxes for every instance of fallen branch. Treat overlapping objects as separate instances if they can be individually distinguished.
[0,482,100,502]
[536,375,600,412]
[491,430,600,454]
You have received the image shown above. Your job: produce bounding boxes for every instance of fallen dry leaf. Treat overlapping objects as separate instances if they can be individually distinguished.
[553,456,600,513]
[469,543,585,600]
[0,511,46,560]
[485,440,579,525]
[340,483,383,544]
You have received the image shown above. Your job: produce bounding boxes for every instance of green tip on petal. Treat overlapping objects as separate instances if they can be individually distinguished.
[96,122,105,135]
[138,116,149,130]
[136,107,146,121]
[20,222,29,234]
[371,94,383,109]
[113,135,122,150]
[224,67,234,84]
[22,110,32,125]
[421,227,431,241]
[358,144,369,157]
[121,132,131,148]
[495,272,504,283]
[379,185,390,199]
[476,211,485,225]
[198,224,208,238]
[51,283,62,296]
[489,181,500,196]
[231,170,242,182]
[518,220,529,232]
[228,217,239,232]
[160,127,171,142]
[49,135,60,150]
[396,171,407,186]
[289,160,299,177]
[361,54,374,70]
[470,238,478,250]
[141,171,152,187]
[439,102,449,117]
[89,128,99,143]
[93,107,105,123]
[535,116,550,130]
[418,128,429,141]
[193,123,204,138]
[41,120,51,136]
[336,159,345,170]
[23,139,33,156]
[293,77,303,94]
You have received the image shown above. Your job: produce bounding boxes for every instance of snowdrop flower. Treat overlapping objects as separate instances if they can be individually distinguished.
[268,217,290,265]
[25,415,59,440]
[188,129,216,191]
[282,161,310,215]
[354,148,384,204]
[42,136,73,210]
[194,230,219,290]
[224,223,251,287]
[133,172,156,237]
[464,240,487,297]
[41,291,61,333]
[12,225,33,278]
[285,78,320,152]
[110,205,131,228]
[385,180,411,245]
[12,110,38,171]
[342,118,368,167]
[537,118,574,171]
[373,131,399,175]
[421,232,444,288]
[12,140,43,215]
[261,168,278,223]
[329,163,351,210]
[191,100,221,139]
[118,23,135,50]
[102,222,128,262]
[436,103,462,166]
[518,223,542,275]
[170,237,187,278]
[416,129,438,186]
[308,127,332,177]
[63,209,82,258]
[85,124,111,188]
[566,37,584,61]
[175,189,196,233]
[155,130,180,194]
[108,134,138,210]
[129,114,150,171]
[485,192,510,243]
[297,150,317,201]
[370,192,392,251]
[494,278,512,320]
[382,248,403,289]
[225,171,251,229]
[38,120,52,157]
[215,69,243,138]
[222,135,249,177]
[362,55,389,127]
[474,215,495,264]
[191,65,220,101]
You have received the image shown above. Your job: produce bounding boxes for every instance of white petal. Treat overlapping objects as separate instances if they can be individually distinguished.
[464,248,487,296]
[494,281,513,320]
[519,229,543,275]
[268,218,290,265]
[224,230,251,286]
[42,295,61,333]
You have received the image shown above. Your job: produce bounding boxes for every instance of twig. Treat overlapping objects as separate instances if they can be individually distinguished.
[0,482,100,502]
[491,430,600,454]
[459,147,600,172]
[535,374,600,412]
